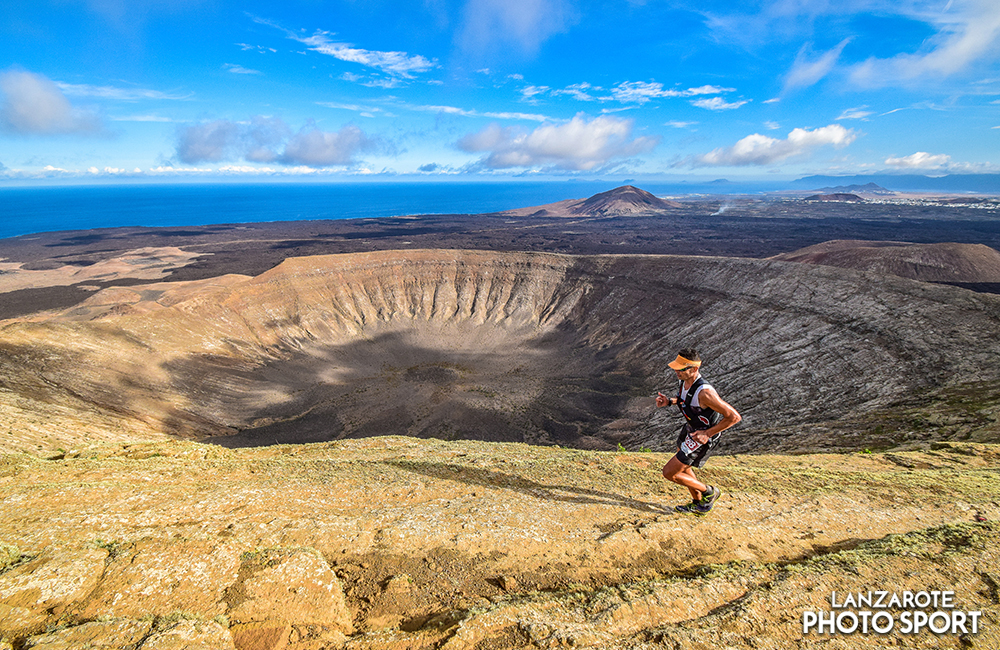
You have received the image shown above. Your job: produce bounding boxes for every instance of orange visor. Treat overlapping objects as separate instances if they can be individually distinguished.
[668,355,702,370]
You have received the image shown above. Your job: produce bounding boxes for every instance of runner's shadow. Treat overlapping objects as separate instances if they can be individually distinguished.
[385,459,670,514]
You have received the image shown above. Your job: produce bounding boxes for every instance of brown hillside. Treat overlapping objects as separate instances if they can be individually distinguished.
[771,240,1000,283]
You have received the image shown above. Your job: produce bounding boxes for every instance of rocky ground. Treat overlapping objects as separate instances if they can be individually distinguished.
[770,240,1000,283]
[1,436,999,649]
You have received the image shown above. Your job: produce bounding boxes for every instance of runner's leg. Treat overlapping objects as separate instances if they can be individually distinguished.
[682,465,703,501]
[662,456,707,501]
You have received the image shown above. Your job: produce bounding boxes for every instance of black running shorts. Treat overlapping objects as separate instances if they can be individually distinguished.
[675,423,721,468]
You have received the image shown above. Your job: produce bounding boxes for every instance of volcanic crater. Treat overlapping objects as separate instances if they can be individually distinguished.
[4,247,1000,454]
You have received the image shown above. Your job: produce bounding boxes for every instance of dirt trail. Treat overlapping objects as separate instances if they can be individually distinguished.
[1,437,998,648]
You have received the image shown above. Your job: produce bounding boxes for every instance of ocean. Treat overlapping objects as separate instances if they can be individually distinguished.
[0,179,788,240]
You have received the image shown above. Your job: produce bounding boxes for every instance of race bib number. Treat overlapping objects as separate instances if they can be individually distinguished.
[681,434,702,455]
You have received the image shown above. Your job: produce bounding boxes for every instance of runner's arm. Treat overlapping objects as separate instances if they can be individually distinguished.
[692,388,741,442]
[656,392,678,407]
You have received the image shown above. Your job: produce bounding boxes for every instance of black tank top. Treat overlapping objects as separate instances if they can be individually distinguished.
[677,377,722,431]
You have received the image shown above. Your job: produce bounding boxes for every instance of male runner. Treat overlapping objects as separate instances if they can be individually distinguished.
[656,348,741,515]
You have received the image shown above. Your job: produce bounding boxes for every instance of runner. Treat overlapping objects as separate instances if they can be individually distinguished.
[655,348,741,515]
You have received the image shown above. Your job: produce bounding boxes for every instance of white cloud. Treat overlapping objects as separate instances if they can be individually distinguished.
[317,102,386,118]
[359,77,403,89]
[836,106,874,120]
[236,43,277,54]
[784,39,851,92]
[55,82,192,101]
[110,114,175,122]
[417,163,461,174]
[483,111,547,121]
[666,120,698,129]
[243,116,293,163]
[458,0,574,59]
[175,117,378,167]
[611,81,670,104]
[336,73,403,89]
[705,2,1000,90]
[611,81,734,104]
[519,80,735,105]
[0,69,102,135]
[553,82,601,101]
[173,116,292,165]
[691,97,750,111]
[686,85,734,95]
[281,166,323,175]
[280,125,377,166]
[252,15,436,80]
[293,30,436,78]
[418,104,466,116]
[149,166,213,173]
[76,165,145,176]
[401,102,548,122]
[884,151,952,169]
[519,85,550,102]
[456,113,659,171]
[223,63,261,75]
[880,152,999,172]
[218,165,279,174]
[689,124,857,167]
[176,120,242,163]
[848,0,1000,86]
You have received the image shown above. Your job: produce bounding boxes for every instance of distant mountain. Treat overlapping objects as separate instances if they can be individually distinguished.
[792,174,1000,194]
[771,240,1000,283]
[569,185,682,216]
[814,182,893,195]
[804,193,865,202]
[501,185,682,217]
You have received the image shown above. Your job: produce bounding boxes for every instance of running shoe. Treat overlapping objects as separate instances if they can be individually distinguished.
[674,500,701,514]
[695,486,721,515]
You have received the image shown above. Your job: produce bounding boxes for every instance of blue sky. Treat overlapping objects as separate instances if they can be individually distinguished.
[1,0,998,183]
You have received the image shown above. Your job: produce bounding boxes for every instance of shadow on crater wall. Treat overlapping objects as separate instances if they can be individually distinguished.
[182,326,649,450]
